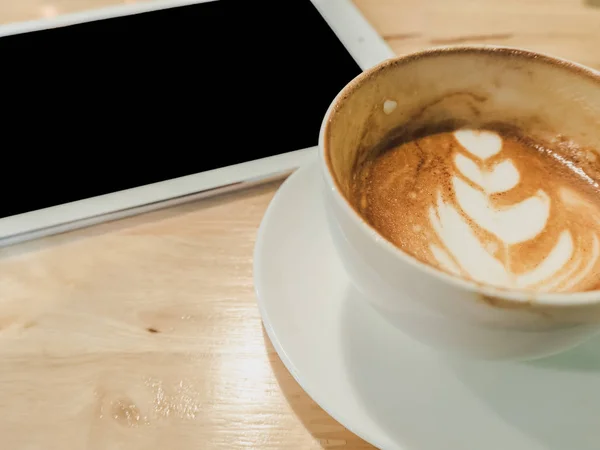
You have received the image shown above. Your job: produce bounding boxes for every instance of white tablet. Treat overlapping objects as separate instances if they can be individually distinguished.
[0,0,393,246]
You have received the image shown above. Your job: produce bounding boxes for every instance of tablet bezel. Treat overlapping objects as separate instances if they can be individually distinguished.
[0,0,394,246]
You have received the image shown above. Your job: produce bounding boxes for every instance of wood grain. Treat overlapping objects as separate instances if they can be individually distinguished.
[1,0,598,448]
[354,0,600,70]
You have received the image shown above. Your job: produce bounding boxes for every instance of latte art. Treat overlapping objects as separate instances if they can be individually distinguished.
[353,129,600,292]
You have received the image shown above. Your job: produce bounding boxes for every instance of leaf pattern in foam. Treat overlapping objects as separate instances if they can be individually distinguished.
[454,129,503,160]
[515,230,574,289]
[539,234,600,291]
[452,176,550,245]
[455,153,519,194]
[427,129,600,291]
[429,191,511,287]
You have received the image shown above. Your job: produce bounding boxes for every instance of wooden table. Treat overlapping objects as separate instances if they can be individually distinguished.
[1,1,599,448]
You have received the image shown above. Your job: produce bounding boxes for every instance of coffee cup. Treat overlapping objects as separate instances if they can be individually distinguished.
[319,46,600,360]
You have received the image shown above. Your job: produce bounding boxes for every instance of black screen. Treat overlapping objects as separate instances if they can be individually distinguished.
[0,0,361,218]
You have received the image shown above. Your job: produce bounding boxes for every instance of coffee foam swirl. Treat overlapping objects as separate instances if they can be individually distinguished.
[352,129,600,292]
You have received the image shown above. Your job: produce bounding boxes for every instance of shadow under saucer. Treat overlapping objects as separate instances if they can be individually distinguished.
[262,327,375,449]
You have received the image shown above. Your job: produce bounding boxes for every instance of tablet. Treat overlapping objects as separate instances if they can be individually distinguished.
[0,0,394,246]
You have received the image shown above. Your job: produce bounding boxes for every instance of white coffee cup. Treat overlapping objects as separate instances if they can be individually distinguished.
[319,46,600,360]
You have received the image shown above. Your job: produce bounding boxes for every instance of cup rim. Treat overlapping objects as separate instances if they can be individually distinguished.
[319,44,600,306]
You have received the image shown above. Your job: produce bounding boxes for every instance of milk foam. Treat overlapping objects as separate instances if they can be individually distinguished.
[353,127,600,292]
[429,129,600,291]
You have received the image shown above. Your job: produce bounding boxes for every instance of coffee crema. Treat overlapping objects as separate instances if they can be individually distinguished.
[351,128,600,293]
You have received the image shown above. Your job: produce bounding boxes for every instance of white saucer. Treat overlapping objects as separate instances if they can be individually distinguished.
[254,161,600,450]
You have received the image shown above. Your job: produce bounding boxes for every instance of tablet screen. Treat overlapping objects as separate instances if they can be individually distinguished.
[0,0,361,218]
